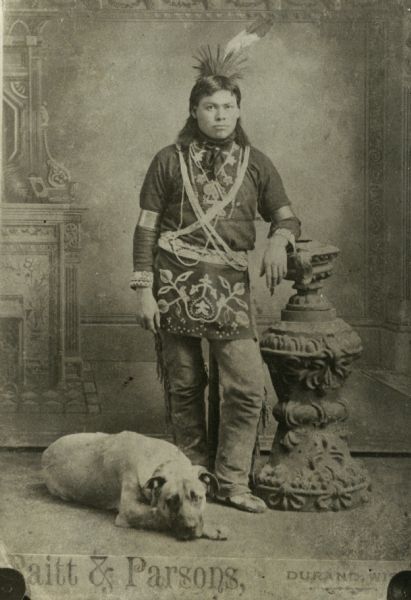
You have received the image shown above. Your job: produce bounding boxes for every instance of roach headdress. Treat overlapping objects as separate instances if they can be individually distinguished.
[193,14,275,83]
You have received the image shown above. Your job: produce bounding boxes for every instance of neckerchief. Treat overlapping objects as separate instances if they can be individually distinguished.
[195,131,236,177]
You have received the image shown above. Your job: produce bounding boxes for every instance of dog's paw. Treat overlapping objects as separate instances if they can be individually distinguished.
[115,513,131,528]
[202,525,229,540]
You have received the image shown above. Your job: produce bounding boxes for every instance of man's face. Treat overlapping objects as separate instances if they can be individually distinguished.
[192,90,240,140]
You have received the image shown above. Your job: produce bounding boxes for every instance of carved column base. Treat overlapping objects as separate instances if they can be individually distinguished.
[255,317,372,512]
[256,424,371,512]
[255,240,372,511]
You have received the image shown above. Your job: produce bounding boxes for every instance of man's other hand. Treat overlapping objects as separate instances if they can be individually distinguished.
[260,235,288,295]
[136,288,160,334]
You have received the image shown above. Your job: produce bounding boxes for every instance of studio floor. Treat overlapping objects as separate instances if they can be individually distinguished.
[0,451,409,561]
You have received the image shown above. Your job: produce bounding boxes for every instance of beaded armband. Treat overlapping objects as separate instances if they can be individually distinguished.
[130,271,154,290]
[137,209,160,231]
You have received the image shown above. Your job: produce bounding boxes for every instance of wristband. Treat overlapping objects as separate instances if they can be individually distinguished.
[130,271,153,290]
[271,228,296,251]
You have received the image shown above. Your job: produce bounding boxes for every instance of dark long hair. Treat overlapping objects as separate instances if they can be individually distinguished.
[177,75,250,148]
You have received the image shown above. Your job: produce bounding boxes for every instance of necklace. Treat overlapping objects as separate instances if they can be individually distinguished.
[189,141,242,218]
[168,143,250,272]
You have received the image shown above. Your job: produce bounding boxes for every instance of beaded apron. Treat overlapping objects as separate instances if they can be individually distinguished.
[154,141,255,340]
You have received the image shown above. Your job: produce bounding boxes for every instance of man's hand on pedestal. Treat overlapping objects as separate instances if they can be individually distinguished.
[260,234,288,295]
[136,288,160,334]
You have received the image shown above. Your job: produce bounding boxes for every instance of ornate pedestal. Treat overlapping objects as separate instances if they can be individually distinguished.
[256,241,371,511]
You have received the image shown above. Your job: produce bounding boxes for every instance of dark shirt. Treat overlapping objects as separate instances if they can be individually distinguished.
[134,143,300,272]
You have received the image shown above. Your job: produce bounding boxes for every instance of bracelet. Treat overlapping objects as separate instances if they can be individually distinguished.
[271,228,296,251]
[130,271,153,290]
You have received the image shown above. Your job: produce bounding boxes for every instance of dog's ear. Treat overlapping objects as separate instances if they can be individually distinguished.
[197,468,219,496]
[145,475,167,490]
[142,476,166,506]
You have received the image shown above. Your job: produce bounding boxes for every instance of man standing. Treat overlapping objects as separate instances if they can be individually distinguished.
[131,48,300,513]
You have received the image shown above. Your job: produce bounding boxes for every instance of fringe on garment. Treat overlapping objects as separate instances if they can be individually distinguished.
[250,387,272,485]
[155,334,272,475]
[154,333,173,429]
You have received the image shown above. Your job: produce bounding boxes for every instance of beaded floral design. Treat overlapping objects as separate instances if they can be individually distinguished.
[157,269,250,330]
[189,141,243,218]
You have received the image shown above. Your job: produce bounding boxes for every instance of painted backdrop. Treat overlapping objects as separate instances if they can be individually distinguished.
[41,17,367,435]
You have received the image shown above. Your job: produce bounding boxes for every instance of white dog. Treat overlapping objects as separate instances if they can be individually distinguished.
[42,431,228,541]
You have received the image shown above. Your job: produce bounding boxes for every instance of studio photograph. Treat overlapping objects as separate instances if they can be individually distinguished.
[1,1,410,599]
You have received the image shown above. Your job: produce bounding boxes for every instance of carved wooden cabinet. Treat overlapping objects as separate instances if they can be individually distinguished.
[1,203,82,390]
[0,204,98,445]
[1,21,98,445]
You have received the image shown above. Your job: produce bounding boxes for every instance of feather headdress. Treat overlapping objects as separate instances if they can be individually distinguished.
[193,14,275,83]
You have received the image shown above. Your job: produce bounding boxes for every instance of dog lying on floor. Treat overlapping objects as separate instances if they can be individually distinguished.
[41,431,228,541]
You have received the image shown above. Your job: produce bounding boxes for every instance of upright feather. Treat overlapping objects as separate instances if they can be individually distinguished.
[192,14,275,82]
[223,14,275,58]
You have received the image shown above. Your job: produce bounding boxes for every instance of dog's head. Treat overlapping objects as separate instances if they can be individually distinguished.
[142,463,218,541]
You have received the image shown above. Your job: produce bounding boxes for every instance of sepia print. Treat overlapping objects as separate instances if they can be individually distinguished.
[1,1,410,599]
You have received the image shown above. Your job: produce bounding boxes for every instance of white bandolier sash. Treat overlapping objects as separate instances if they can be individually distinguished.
[160,144,250,271]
